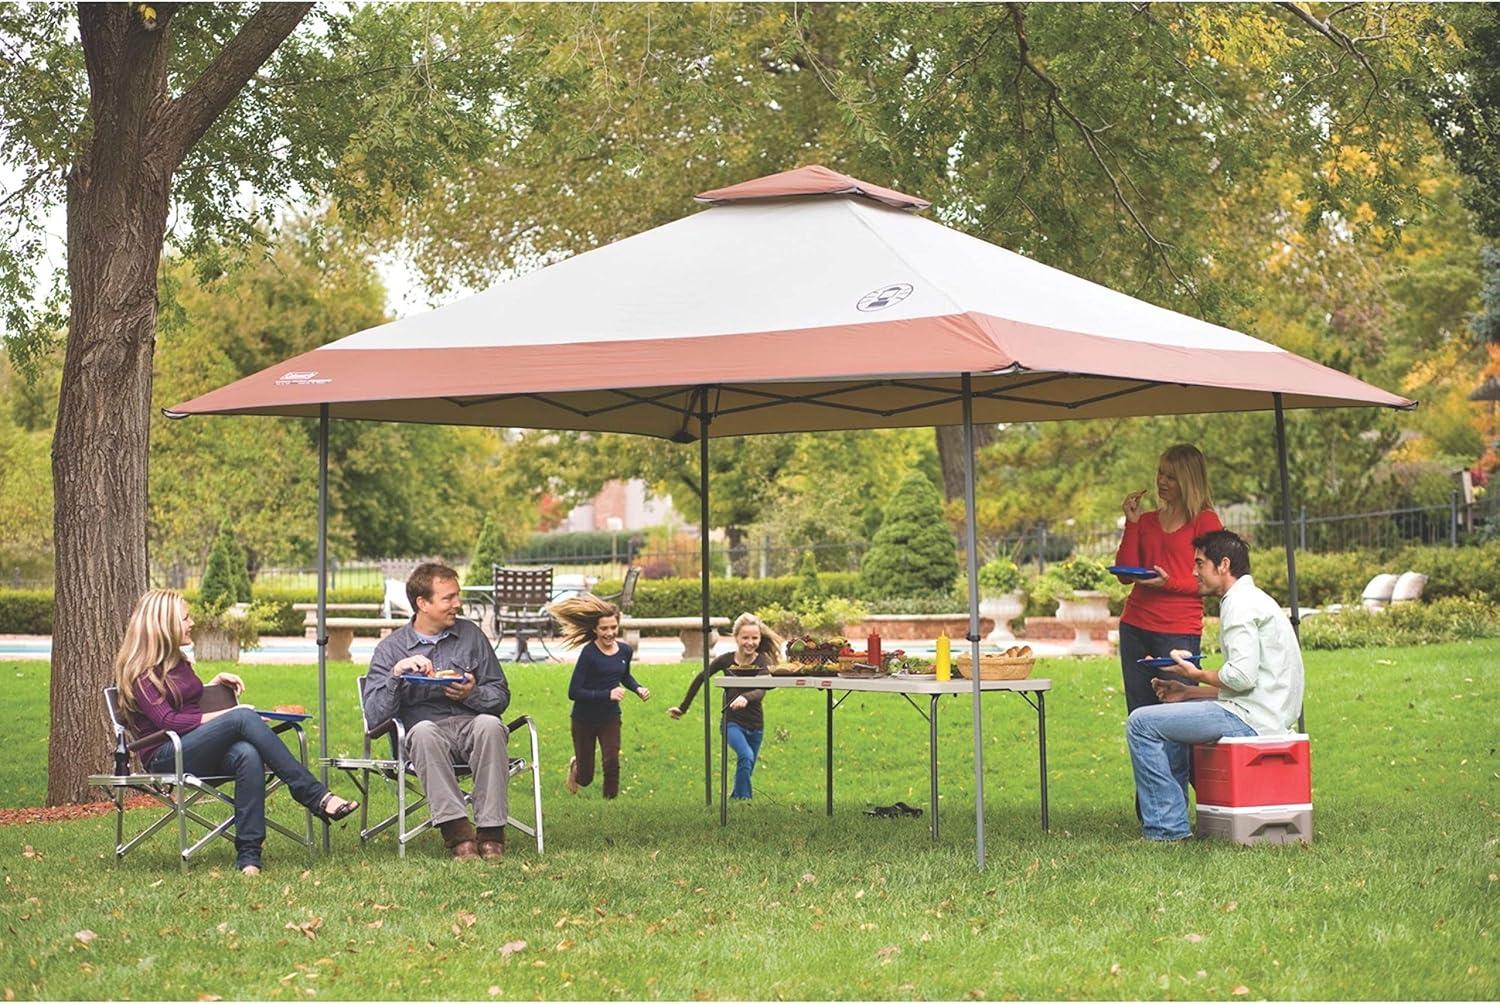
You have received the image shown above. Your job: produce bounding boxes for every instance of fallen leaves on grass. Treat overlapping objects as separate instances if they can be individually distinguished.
[74,930,97,946]
[284,917,323,941]
[499,940,527,959]
[876,945,899,965]
[197,994,222,1001]
[1183,933,1204,943]
[1232,986,1250,996]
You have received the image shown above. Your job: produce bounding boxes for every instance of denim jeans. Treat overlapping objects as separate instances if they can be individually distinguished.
[725,721,764,800]
[148,706,327,865]
[1117,621,1202,713]
[1125,701,1256,840]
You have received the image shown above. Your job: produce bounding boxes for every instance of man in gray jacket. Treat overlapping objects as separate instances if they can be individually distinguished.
[363,563,510,860]
[1126,530,1305,841]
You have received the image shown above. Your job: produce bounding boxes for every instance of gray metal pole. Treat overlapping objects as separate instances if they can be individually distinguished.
[699,391,713,807]
[316,404,330,852]
[961,374,987,870]
[1272,394,1305,734]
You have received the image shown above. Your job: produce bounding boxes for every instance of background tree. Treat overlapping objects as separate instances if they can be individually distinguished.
[860,471,959,599]
[199,522,250,611]
[0,4,545,803]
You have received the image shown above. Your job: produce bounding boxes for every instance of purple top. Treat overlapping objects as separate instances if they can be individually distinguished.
[127,659,205,767]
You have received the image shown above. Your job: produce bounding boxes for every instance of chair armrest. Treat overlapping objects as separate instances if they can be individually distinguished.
[366,718,397,741]
[126,729,168,753]
[506,714,533,733]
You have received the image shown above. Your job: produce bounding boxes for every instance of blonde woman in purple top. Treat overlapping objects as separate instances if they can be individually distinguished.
[114,589,358,874]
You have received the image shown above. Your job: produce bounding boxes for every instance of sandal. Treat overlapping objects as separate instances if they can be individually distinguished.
[315,791,359,822]
[893,801,924,818]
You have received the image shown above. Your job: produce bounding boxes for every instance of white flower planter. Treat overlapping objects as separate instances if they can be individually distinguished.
[1055,590,1111,656]
[979,591,1026,644]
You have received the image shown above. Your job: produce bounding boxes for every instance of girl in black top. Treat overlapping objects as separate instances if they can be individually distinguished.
[669,613,782,800]
[552,594,650,799]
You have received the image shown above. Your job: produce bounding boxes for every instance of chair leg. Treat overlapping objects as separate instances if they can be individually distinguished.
[114,789,125,864]
[175,781,188,875]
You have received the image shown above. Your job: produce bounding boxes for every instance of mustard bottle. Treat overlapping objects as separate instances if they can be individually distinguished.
[935,632,951,681]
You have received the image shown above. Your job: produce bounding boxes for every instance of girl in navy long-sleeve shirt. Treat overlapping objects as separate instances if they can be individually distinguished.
[551,594,650,799]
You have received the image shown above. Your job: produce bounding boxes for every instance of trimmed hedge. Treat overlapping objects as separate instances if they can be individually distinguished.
[1299,597,1500,650]
[0,589,53,634]
[591,572,861,620]
[510,531,640,565]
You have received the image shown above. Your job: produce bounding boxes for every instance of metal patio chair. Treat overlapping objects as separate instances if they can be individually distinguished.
[323,675,544,857]
[492,565,557,662]
[87,686,315,873]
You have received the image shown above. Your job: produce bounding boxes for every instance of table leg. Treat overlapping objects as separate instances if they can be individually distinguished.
[825,689,834,817]
[1038,691,1049,832]
[719,714,728,826]
[929,694,940,842]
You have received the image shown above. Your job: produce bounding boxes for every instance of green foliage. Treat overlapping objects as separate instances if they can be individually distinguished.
[0,589,54,634]
[1038,556,1116,601]
[1299,598,1500,650]
[977,557,1024,595]
[465,517,513,587]
[756,595,868,643]
[200,523,251,612]
[587,573,858,623]
[509,531,637,565]
[793,551,824,606]
[860,472,959,598]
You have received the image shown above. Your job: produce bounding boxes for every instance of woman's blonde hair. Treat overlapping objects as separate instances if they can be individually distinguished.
[1159,443,1214,518]
[548,593,623,648]
[114,589,189,717]
[730,612,783,660]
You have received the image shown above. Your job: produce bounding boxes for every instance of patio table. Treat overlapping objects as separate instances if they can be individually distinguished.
[712,673,1051,840]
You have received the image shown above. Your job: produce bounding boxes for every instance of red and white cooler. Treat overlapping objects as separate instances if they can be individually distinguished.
[1192,733,1312,845]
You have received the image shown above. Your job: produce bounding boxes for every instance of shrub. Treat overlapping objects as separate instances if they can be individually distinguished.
[509,531,641,565]
[756,595,868,642]
[1039,556,1114,599]
[793,551,824,606]
[465,517,512,587]
[860,472,959,598]
[200,522,252,611]
[977,557,1024,595]
[1298,597,1500,650]
[585,572,858,621]
[0,589,53,633]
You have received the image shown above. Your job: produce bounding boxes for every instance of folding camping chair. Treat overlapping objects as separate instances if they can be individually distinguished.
[492,565,557,662]
[323,675,544,857]
[87,686,315,873]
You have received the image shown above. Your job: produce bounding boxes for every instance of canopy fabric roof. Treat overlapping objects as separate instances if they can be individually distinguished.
[169,165,1411,437]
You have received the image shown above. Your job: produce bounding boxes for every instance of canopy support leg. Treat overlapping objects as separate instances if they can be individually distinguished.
[316,404,330,853]
[961,374,986,870]
[1273,393,1304,732]
[699,391,713,806]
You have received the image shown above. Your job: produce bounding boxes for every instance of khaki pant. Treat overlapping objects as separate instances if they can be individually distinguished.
[405,714,509,828]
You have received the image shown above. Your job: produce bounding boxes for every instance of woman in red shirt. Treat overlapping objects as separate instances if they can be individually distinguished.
[1114,443,1222,714]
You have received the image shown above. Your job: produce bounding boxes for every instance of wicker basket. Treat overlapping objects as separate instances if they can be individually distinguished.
[953,652,1035,680]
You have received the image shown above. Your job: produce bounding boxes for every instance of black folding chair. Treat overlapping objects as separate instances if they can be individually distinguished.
[323,676,544,857]
[87,686,314,873]
[493,565,557,662]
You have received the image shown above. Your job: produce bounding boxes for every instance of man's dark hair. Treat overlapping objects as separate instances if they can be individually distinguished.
[407,562,461,610]
[1191,529,1251,578]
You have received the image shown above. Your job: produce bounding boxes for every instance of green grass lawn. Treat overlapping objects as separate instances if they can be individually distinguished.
[1,642,1495,1000]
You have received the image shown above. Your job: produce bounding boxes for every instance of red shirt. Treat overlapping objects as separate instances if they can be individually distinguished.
[1115,508,1223,635]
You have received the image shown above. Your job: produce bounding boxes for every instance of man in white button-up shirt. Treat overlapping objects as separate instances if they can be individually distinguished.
[1125,530,1305,841]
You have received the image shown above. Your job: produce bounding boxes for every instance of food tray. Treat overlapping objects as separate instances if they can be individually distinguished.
[1108,565,1157,579]
[398,673,465,685]
[953,653,1035,680]
[1137,655,1201,669]
[258,710,311,722]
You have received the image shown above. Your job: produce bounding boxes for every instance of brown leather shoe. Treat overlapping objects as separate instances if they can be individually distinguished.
[479,839,505,860]
[451,839,480,861]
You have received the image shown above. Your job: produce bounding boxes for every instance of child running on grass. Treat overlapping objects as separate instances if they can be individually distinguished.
[668,612,782,800]
[550,594,650,799]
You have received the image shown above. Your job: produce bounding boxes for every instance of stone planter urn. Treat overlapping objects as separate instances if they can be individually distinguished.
[979,591,1026,644]
[192,627,241,663]
[1054,590,1111,655]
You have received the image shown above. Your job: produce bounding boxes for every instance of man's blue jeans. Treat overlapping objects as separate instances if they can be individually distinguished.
[725,721,764,800]
[148,706,327,865]
[1125,701,1256,840]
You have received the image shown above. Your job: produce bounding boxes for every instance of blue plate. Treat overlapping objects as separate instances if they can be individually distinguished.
[398,673,465,685]
[1137,655,1202,669]
[258,710,311,722]
[1108,565,1157,579]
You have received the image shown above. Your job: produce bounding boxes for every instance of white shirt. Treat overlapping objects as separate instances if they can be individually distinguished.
[1215,575,1305,735]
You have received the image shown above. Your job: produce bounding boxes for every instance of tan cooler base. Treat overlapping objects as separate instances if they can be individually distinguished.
[1195,802,1313,845]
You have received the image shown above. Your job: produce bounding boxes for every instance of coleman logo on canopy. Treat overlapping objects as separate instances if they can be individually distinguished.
[275,371,332,386]
[857,283,913,312]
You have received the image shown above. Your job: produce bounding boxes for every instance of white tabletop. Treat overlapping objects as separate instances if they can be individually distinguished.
[712,674,1050,694]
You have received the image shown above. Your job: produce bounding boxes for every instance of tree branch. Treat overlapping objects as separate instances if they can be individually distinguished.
[1273,1,1381,121]
[156,2,313,167]
[1004,2,1190,292]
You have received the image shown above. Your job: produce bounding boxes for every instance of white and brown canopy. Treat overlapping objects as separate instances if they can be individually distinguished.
[168,164,1410,435]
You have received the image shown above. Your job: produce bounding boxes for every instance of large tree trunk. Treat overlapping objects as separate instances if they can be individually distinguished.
[47,3,311,804]
[935,424,998,501]
[48,7,176,804]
